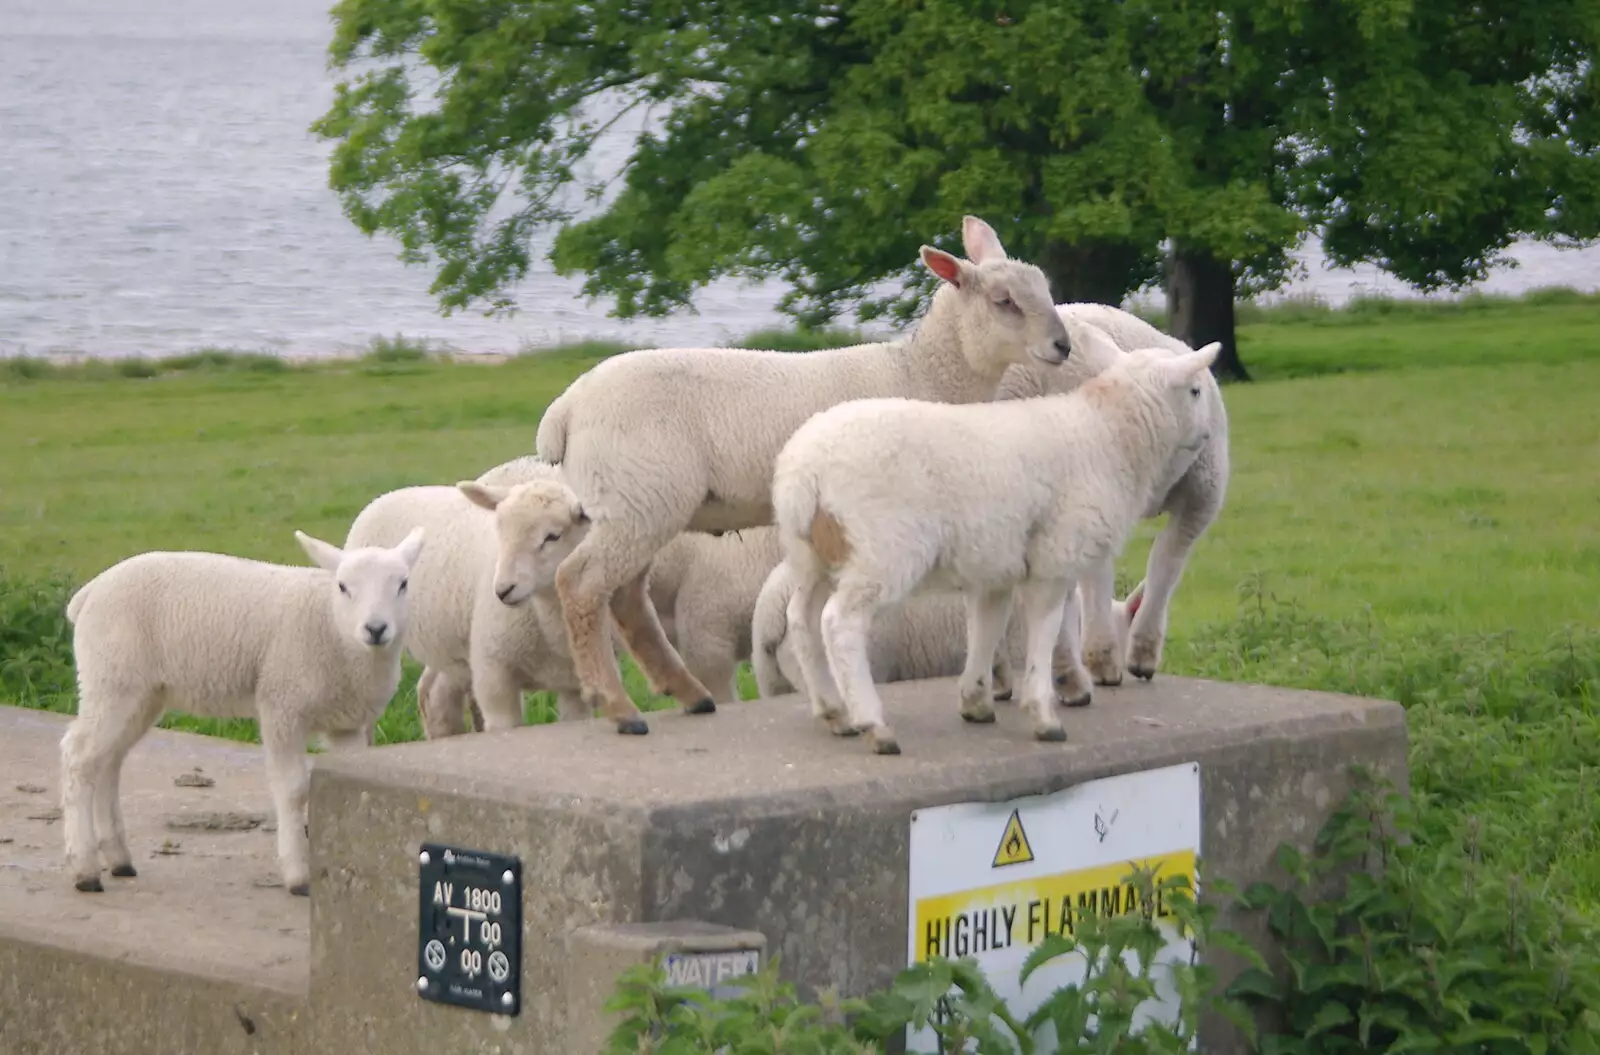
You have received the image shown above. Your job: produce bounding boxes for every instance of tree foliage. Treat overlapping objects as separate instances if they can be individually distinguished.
[312,0,1600,338]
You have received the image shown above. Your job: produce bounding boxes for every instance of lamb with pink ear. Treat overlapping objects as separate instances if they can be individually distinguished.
[771,324,1221,756]
[530,216,1071,738]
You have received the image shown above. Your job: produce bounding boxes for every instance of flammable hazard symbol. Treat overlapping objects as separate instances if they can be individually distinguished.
[991,809,1035,868]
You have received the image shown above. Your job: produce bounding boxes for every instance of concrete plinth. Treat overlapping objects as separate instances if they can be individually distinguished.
[307,675,1406,1054]
[0,706,310,1055]
[0,673,1408,1055]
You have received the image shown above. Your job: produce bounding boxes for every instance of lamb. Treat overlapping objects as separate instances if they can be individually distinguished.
[751,557,1019,701]
[641,526,784,705]
[771,326,1220,754]
[418,455,786,737]
[993,303,1230,696]
[750,557,1142,703]
[342,471,595,742]
[534,216,1073,735]
[480,455,784,706]
[59,528,426,895]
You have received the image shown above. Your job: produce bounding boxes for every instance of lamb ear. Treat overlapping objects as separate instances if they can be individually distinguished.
[294,530,345,574]
[393,525,426,569]
[1066,319,1123,371]
[961,215,1008,265]
[457,481,507,512]
[1160,343,1220,386]
[920,245,968,288]
[1184,342,1222,377]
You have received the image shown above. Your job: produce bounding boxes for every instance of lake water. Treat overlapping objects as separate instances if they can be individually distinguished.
[4,0,1598,361]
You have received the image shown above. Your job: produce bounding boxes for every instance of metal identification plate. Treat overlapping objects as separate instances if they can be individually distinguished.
[416,843,522,1015]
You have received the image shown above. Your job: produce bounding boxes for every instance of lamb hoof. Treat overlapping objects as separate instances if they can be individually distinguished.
[684,697,716,716]
[75,875,104,893]
[1035,725,1068,743]
[1083,647,1124,686]
[993,688,1014,702]
[866,729,901,755]
[288,882,310,897]
[1060,691,1093,709]
[1127,637,1163,679]
[110,863,138,878]
[960,708,996,725]
[829,722,861,738]
[616,718,650,736]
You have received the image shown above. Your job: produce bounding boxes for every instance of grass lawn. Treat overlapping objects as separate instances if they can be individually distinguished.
[2,290,1598,904]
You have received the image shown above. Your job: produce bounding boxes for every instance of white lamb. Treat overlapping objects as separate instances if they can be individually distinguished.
[534,216,1073,735]
[642,526,784,705]
[342,471,594,741]
[418,455,785,736]
[749,558,1141,703]
[994,303,1230,696]
[59,528,426,895]
[771,327,1220,755]
[480,455,784,706]
[750,558,1015,701]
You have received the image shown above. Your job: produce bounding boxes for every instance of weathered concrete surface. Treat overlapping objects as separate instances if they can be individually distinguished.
[0,935,310,1055]
[564,921,767,1055]
[0,706,310,1054]
[308,787,641,1055]
[309,674,1409,1054]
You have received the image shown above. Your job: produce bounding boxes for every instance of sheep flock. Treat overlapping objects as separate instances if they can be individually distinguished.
[53,216,1230,895]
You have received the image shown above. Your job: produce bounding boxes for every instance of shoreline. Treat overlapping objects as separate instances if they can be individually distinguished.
[3,284,1596,385]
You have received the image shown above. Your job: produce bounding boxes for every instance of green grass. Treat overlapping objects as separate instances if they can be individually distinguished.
[3,295,1598,903]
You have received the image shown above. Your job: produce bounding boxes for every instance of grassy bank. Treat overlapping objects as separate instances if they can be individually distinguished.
[3,290,1598,905]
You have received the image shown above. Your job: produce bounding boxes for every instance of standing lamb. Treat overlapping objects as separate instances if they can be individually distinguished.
[642,526,783,705]
[994,303,1229,694]
[534,216,1073,735]
[750,558,1014,701]
[771,327,1220,754]
[750,558,1140,702]
[414,455,785,736]
[343,472,595,741]
[479,455,784,707]
[59,528,425,895]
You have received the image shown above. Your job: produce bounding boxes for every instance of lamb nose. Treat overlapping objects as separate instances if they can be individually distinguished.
[496,583,515,601]
[363,620,388,643]
[1053,337,1071,356]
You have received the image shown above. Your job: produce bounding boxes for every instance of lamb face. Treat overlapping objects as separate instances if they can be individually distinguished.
[1121,343,1222,455]
[296,528,424,648]
[920,216,1073,371]
[458,480,590,607]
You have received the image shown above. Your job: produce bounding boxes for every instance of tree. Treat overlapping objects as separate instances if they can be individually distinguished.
[1278,0,1600,290]
[313,0,1599,383]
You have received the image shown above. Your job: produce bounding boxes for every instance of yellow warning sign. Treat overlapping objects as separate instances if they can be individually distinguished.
[914,849,1196,962]
[991,809,1034,868]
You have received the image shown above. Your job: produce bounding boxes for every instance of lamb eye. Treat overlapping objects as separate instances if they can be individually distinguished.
[544,531,562,544]
[338,583,349,596]
[995,296,1013,309]
[398,579,408,593]
[1190,385,1201,397]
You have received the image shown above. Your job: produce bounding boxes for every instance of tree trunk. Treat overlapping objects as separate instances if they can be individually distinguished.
[1165,244,1250,382]
[1035,239,1146,306]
